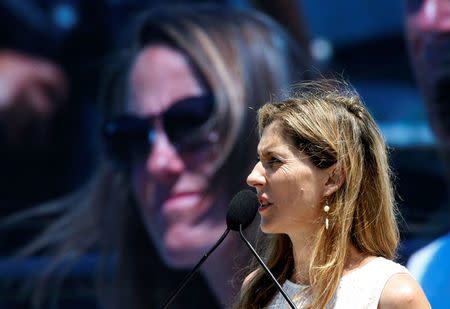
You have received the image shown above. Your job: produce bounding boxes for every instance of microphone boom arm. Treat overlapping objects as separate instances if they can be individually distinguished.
[239,224,297,309]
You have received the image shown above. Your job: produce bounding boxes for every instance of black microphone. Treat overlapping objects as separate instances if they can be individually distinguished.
[226,189,260,231]
[160,190,258,309]
[227,191,298,309]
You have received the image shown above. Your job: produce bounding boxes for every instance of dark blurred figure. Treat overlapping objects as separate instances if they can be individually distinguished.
[0,3,156,307]
[0,50,67,146]
[0,1,162,253]
[405,1,450,308]
[405,0,450,185]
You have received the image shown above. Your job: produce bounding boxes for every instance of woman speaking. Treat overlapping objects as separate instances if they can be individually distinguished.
[233,79,431,309]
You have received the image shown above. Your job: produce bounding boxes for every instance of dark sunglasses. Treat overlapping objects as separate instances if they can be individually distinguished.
[103,94,215,167]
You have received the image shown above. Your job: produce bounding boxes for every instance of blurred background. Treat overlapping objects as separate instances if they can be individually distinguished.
[0,0,448,307]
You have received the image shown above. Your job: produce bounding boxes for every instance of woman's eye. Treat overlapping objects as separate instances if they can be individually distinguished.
[265,157,281,167]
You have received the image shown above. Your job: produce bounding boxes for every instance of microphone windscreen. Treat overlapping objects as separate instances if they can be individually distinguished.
[226,190,259,231]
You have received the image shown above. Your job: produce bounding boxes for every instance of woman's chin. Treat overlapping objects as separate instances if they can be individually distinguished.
[147,212,228,269]
[161,250,202,269]
[260,218,277,234]
[160,240,207,269]
[157,225,215,268]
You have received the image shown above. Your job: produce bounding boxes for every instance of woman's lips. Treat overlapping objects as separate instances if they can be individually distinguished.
[161,192,206,218]
[257,196,273,212]
[258,202,273,212]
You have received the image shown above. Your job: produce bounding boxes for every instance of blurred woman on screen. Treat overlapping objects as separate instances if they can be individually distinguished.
[7,5,311,309]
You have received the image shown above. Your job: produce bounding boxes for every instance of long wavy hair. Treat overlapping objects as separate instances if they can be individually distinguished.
[3,5,311,309]
[232,78,399,309]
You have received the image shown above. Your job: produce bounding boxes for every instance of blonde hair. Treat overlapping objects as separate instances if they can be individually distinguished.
[233,78,399,309]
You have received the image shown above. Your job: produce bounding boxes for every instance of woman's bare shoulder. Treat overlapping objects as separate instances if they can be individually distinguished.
[378,273,431,309]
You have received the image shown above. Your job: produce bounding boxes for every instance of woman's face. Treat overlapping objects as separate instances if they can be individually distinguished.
[127,45,227,268]
[247,121,332,236]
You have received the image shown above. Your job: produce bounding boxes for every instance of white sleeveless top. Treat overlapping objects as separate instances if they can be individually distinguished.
[266,257,409,309]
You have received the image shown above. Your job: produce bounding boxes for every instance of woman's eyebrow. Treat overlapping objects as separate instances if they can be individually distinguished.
[258,148,286,159]
[257,146,272,156]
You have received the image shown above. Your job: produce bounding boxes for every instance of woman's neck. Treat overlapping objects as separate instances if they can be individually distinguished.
[289,232,373,285]
[289,230,316,285]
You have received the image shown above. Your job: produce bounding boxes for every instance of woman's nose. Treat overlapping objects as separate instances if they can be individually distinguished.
[147,127,185,184]
[246,161,266,189]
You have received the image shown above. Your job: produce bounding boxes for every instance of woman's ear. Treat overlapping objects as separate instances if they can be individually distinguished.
[323,163,345,196]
